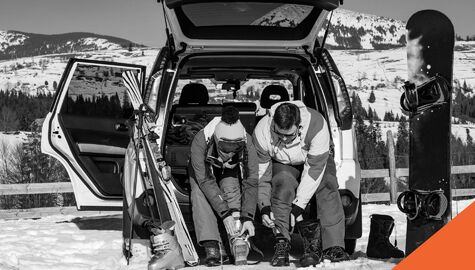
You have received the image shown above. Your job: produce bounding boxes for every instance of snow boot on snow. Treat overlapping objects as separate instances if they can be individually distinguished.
[148,221,185,270]
[271,235,290,266]
[366,214,405,259]
[297,220,323,267]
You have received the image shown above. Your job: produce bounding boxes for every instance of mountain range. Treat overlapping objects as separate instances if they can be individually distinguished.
[0,8,407,61]
[0,31,142,61]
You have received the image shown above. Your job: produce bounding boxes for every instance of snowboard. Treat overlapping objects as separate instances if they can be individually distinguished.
[399,10,454,256]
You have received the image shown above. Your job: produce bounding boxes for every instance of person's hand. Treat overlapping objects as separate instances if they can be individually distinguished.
[223,215,238,235]
[240,220,255,237]
[262,212,275,228]
[261,206,275,228]
[290,212,304,228]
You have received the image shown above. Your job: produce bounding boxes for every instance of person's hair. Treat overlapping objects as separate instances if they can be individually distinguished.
[221,106,240,125]
[274,103,300,130]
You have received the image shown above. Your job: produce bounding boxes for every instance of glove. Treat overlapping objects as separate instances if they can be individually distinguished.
[261,206,275,228]
[222,209,240,235]
[290,204,304,228]
[239,219,255,237]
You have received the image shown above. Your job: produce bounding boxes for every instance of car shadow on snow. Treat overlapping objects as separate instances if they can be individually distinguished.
[57,214,122,231]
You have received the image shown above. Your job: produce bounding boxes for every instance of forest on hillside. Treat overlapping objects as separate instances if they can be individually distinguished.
[1,83,475,208]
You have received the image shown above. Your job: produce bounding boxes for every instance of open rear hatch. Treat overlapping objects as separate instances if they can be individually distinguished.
[161,0,339,52]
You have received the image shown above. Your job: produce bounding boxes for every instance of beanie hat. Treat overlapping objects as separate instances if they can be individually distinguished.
[214,120,246,141]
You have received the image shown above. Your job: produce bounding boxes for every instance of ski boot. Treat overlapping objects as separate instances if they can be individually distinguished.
[202,240,228,267]
[271,235,290,266]
[366,214,405,259]
[148,220,185,270]
[297,220,323,267]
[229,234,250,265]
[322,246,350,262]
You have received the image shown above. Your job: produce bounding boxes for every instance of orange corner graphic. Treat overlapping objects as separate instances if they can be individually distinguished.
[395,202,475,270]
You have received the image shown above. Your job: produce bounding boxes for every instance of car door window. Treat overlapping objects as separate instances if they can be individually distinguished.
[62,64,135,119]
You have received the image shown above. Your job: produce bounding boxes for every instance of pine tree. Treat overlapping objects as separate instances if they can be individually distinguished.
[367,107,373,120]
[351,92,368,120]
[466,129,473,147]
[462,80,472,94]
[396,116,409,168]
[368,90,376,103]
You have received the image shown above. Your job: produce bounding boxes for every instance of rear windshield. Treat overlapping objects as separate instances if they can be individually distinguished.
[175,2,322,40]
[182,3,313,28]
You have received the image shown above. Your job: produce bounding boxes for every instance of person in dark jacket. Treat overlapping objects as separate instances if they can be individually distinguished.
[189,106,259,266]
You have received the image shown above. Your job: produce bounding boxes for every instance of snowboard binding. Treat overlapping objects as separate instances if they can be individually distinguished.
[397,189,448,221]
[400,74,451,115]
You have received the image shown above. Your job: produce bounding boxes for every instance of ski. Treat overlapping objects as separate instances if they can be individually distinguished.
[142,136,199,265]
[123,71,199,266]
[399,10,454,255]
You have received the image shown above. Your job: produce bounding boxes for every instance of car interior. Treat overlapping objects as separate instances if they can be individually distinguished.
[163,53,325,192]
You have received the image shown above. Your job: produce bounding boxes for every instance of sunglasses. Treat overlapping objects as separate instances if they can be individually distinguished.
[273,125,300,141]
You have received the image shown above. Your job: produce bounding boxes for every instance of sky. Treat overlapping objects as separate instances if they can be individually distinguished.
[0,0,474,47]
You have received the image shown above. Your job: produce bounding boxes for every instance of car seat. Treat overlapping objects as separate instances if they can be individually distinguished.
[257,85,290,123]
[178,83,209,105]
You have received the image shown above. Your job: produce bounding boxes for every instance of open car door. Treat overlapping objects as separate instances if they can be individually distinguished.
[41,59,146,210]
[161,0,339,53]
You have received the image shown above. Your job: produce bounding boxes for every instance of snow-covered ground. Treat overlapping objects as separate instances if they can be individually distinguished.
[0,132,28,147]
[0,199,473,270]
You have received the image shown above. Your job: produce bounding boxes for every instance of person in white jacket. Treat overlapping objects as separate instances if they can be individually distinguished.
[252,101,349,266]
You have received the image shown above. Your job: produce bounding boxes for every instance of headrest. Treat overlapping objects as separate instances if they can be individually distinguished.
[260,85,290,109]
[179,83,209,105]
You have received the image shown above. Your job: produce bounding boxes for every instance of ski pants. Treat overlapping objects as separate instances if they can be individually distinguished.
[271,154,345,250]
[190,175,241,244]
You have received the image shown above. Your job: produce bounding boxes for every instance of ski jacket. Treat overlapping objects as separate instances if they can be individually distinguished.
[252,101,330,210]
[190,117,259,221]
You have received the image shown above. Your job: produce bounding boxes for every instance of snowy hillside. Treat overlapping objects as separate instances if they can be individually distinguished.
[325,9,406,50]
[0,30,142,60]
[332,42,475,111]
[0,31,27,52]
[252,7,406,50]
[0,48,158,96]
[1,8,475,141]
[252,4,313,27]
[0,199,472,269]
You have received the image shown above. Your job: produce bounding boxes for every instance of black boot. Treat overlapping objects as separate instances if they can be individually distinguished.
[271,235,290,267]
[202,240,227,267]
[366,214,405,259]
[297,220,323,267]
